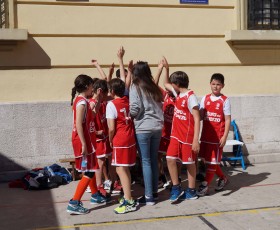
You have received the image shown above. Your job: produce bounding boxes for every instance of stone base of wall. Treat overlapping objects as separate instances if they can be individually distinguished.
[0,95,279,181]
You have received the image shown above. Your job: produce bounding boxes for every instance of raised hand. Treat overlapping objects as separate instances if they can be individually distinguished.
[117,46,125,59]
[109,62,115,76]
[92,59,99,67]
[162,56,169,69]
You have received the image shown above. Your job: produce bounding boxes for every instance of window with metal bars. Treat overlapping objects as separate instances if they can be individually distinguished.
[0,0,8,28]
[248,0,280,29]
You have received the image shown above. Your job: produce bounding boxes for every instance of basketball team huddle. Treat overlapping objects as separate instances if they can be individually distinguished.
[67,47,231,215]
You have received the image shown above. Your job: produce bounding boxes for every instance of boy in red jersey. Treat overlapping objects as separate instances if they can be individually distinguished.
[165,71,200,203]
[106,78,137,214]
[197,73,231,196]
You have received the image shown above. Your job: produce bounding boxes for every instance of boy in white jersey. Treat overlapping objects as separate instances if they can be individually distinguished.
[165,71,200,203]
[197,73,231,196]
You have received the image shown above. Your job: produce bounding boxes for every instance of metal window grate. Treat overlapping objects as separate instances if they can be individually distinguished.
[248,0,280,29]
[0,0,8,28]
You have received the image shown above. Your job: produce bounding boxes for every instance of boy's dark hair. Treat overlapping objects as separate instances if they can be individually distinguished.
[116,69,128,78]
[71,74,93,105]
[92,77,99,85]
[211,73,224,84]
[170,71,189,88]
[108,78,125,97]
[93,79,108,94]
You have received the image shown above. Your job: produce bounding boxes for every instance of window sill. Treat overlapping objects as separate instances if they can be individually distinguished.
[225,30,280,49]
[0,29,28,51]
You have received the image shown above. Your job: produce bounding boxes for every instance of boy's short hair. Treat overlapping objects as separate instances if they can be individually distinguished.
[116,69,128,78]
[93,79,108,94]
[170,71,189,88]
[211,73,224,84]
[108,78,125,97]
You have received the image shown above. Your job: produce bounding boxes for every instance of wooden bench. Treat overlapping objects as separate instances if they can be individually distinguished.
[59,158,77,181]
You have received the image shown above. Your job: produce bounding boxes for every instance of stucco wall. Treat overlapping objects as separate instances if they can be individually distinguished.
[1,0,280,102]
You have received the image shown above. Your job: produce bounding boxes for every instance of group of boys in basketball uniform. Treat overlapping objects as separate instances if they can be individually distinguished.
[67,47,230,215]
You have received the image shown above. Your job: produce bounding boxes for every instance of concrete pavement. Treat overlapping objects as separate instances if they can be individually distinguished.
[1,162,280,230]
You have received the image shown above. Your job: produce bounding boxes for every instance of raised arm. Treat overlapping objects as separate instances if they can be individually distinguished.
[117,46,126,83]
[162,57,173,93]
[107,62,115,82]
[154,59,164,85]
[92,59,108,81]
[161,56,170,85]
[125,60,133,89]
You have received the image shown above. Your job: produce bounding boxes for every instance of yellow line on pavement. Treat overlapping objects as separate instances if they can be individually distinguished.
[35,206,280,230]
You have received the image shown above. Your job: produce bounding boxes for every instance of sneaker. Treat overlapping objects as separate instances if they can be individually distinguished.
[90,191,112,205]
[112,181,122,194]
[98,184,108,197]
[196,181,209,197]
[169,185,184,203]
[137,195,155,205]
[114,199,137,214]
[163,180,171,189]
[85,186,91,193]
[180,188,198,200]
[67,199,89,215]
[215,177,229,191]
[104,180,112,192]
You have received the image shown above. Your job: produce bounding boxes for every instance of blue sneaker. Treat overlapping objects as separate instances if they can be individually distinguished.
[67,199,89,215]
[137,195,155,205]
[180,188,198,200]
[90,191,112,205]
[169,185,184,203]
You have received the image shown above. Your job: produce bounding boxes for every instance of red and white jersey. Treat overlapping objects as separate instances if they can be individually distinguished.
[89,98,109,142]
[106,96,136,147]
[200,94,230,144]
[162,93,176,139]
[72,95,94,156]
[170,90,198,144]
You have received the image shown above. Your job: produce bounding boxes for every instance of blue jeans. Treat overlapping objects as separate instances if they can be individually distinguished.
[136,130,162,198]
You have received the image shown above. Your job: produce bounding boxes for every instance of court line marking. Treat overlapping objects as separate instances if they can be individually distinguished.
[34,206,280,230]
[198,216,218,230]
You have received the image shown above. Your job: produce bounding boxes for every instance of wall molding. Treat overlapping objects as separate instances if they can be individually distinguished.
[2,63,280,70]
[16,1,234,9]
[29,34,225,38]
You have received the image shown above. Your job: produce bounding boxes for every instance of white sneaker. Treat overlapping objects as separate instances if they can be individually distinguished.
[103,180,112,192]
[85,186,91,193]
[163,180,171,189]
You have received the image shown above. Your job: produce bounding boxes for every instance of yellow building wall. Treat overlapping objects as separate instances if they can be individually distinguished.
[0,0,280,102]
